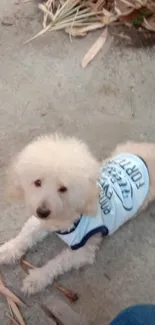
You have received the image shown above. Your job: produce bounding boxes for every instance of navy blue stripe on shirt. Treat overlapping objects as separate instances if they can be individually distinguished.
[138,156,148,170]
[70,225,109,250]
[56,216,82,235]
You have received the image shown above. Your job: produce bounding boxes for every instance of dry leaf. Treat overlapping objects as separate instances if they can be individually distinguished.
[147,0,155,13]
[0,272,26,325]
[23,0,155,46]
[7,314,20,325]
[143,16,155,31]
[101,15,110,23]
[24,23,52,43]
[119,8,140,21]
[8,299,26,325]
[81,27,108,68]
[0,285,24,306]
[54,282,79,302]
[119,6,153,25]
[115,0,133,15]
[66,22,104,36]
[65,28,86,36]
[101,15,117,24]
[119,0,137,8]
[0,273,24,307]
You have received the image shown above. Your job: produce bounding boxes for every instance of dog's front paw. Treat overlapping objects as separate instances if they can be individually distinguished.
[0,240,22,264]
[21,268,53,295]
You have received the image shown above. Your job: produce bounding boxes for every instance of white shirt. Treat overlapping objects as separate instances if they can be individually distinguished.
[56,153,149,250]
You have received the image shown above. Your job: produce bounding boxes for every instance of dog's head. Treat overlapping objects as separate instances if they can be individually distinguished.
[7,134,100,230]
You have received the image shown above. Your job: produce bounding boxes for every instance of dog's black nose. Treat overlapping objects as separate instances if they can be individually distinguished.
[36,207,51,219]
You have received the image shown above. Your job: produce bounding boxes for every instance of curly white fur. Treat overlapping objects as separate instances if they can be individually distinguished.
[1,134,155,295]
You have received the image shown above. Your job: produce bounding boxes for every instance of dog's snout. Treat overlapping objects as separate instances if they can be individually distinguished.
[36,207,51,219]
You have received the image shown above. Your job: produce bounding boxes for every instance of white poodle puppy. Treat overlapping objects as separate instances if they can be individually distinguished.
[0,134,155,295]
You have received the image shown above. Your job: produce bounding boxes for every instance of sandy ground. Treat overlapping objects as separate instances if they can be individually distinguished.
[0,1,155,324]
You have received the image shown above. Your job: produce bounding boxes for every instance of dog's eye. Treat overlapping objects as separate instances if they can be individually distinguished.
[34,179,42,187]
[58,186,67,193]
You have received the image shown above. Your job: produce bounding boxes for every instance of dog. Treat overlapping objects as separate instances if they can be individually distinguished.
[0,134,155,295]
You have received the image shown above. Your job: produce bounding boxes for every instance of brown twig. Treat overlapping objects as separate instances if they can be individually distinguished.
[0,272,24,306]
[54,282,79,302]
[20,257,79,302]
[7,299,26,325]
[0,271,27,325]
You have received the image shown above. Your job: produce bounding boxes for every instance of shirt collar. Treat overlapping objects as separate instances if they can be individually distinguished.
[56,215,82,235]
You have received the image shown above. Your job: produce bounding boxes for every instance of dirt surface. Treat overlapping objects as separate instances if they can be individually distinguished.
[0,1,155,324]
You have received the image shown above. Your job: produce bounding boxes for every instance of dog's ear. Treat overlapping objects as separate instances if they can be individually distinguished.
[6,160,24,201]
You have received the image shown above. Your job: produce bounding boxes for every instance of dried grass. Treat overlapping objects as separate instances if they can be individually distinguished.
[23,0,155,65]
[24,0,155,44]
[0,272,26,325]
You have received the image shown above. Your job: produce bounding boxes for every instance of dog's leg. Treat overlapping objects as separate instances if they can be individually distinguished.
[22,235,101,295]
[0,216,48,264]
